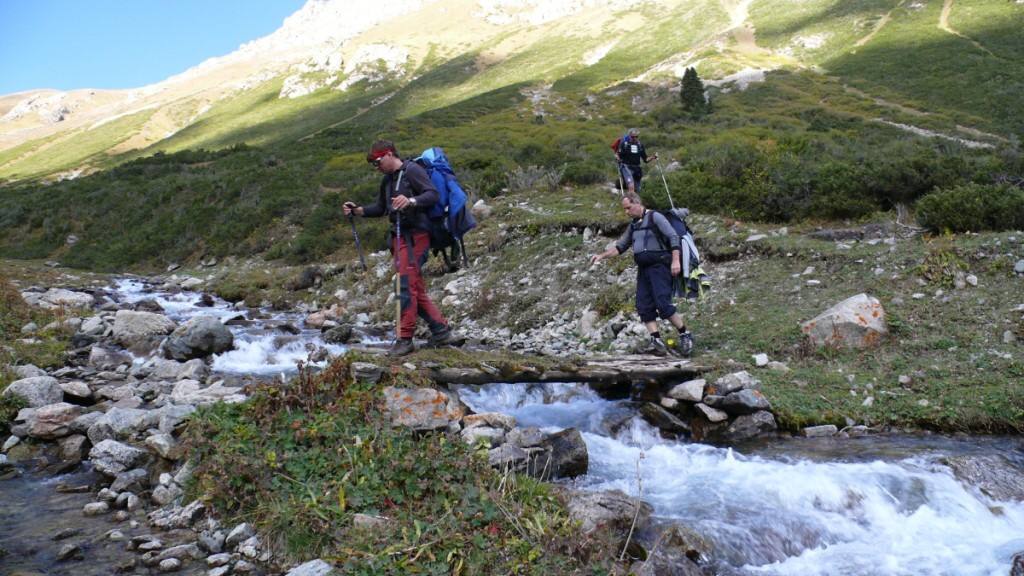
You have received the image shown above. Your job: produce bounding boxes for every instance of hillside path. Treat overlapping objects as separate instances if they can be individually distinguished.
[939,0,994,55]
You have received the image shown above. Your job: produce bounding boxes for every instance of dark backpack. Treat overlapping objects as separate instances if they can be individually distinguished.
[412,147,477,271]
[636,208,711,300]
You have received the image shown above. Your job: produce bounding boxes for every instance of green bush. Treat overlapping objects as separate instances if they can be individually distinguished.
[916,183,1024,233]
[561,160,609,186]
[182,357,615,572]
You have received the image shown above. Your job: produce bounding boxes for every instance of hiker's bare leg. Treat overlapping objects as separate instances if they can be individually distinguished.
[668,313,685,331]
[645,320,659,335]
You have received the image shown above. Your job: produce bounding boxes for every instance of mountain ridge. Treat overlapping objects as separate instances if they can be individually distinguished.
[1,0,1022,184]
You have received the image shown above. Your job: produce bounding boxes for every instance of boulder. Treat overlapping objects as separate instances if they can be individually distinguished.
[89,439,148,477]
[943,455,1024,502]
[719,389,773,415]
[381,386,465,431]
[711,371,761,395]
[3,376,63,407]
[536,427,588,480]
[706,411,778,444]
[163,316,234,361]
[20,288,95,309]
[87,407,158,444]
[26,402,84,439]
[112,310,177,353]
[564,488,652,535]
[88,346,133,370]
[286,559,338,576]
[800,293,887,349]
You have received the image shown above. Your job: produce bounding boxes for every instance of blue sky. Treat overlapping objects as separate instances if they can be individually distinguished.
[0,0,307,94]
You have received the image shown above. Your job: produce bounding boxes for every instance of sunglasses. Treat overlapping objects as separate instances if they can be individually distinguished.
[370,151,390,168]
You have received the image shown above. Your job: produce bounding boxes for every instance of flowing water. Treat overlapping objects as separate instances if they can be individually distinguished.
[3,281,1023,575]
[455,382,1024,576]
[112,277,360,377]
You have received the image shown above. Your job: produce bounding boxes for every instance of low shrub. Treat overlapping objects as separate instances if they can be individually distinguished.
[915,183,1024,233]
[181,356,616,572]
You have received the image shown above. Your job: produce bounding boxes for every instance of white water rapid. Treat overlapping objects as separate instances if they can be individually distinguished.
[113,278,361,377]
[454,382,1024,576]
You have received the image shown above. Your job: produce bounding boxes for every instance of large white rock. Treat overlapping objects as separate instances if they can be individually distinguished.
[3,376,63,407]
[800,293,887,349]
[20,288,95,309]
[89,439,148,477]
[112,309,177,352]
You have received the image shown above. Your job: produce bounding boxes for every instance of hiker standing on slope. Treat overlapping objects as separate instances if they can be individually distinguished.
[343,139,457,357]
[589,192,694,357]
[614,128,658,192]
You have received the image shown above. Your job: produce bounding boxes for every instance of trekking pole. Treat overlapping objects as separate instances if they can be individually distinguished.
[393,210,402,343]
[654,156,675,210]
[616,161,625,196]
[348,213,367,273]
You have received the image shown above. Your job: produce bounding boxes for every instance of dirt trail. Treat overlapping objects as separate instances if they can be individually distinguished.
[854,4,896,48]
[724,0,759,52]
[939,0,993,55]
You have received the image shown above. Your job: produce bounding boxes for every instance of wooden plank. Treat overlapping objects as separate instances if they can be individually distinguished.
[425,357,707,386]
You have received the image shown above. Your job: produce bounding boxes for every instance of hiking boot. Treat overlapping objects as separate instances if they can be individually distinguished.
[388,338,415,357]
[636,336,668,357]
[424,329,457,348]
[678,330,694,357]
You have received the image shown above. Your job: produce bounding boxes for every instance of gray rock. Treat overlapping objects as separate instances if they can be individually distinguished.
[381,386,464,431]
[146,432,184,460]
[3,376,63,407]
[56,542,82,561]
[58,434,89,463]
[565,488,652,535]
[536,428,588,480]
[639,403,690,435]
[148,500,206,530]
[707,411,778,444]
[163,315,234,361]
[83,501,110,516]
[714,371,761,395]
[693,403,728,423]
[803,425,838,438]
[9,364,47,378]
[666,378,705,403]
[89,439,148,477]
[110,468,150,493]
[87,407,157,444]
[88,346,133,370]
[286,559,338,576]
[112,309,178,353]
[26,402,83,439]
[21,288,94,309]
[943,455,1024,502]
[225,522,256,549]
[720,389,773,415]
[199,532,227,555]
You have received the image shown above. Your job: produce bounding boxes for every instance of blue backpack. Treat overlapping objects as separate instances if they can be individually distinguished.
[413,147,477,270]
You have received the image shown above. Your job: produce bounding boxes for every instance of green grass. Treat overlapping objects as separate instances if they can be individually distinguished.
[676,226,1024,434]
[182,356,618,573]
[0,108,155,180]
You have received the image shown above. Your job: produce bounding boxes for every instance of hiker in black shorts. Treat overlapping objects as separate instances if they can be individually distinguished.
[614,128,658,192]
[589,192,694,357]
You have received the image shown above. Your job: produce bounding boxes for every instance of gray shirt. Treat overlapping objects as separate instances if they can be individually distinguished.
[615,209,680,255]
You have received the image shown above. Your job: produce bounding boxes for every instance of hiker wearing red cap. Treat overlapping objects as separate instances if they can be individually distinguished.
[343,139,457,356]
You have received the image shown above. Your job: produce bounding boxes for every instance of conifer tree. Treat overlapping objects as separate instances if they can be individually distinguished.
[680,67,708,118]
